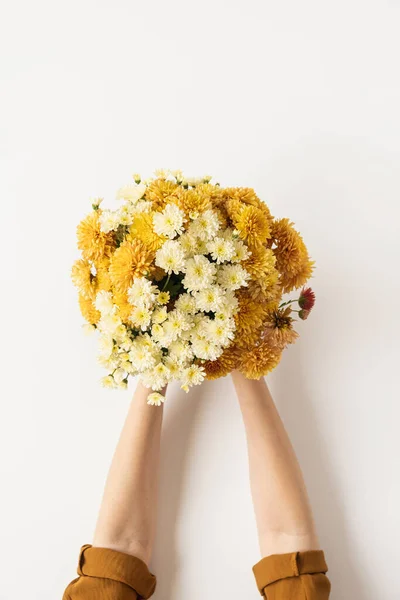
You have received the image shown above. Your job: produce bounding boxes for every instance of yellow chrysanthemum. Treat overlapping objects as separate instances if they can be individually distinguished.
[262,306,299,349]
[71,259,96,299]
[113,291,133,322]
[244,246,276,281]
[77,210,115,261]
[238,342,282,379]
[95,257,112,292]
[246,279,281,305]
[204,345,241,380]
[271,218,314,293]
[233,205,271,248]
[145,179,178,210]
[223,187,271,215]
[171,188,211,218]
[78,294,100,324]
[109,240,155,293]
[127,212,165,252]
[234,291,268,346]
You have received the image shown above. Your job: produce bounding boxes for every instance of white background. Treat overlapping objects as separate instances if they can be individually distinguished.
[1,1,399,599]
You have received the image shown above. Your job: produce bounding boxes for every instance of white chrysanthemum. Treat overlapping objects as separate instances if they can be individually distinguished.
[207,237,235,263]
[129,344,157,372]
[101,375,116,388]
[214,311,230,324]
[191,337,222,361]
[206,318,236,346]
[155,310,193,347]
[217,264,250,291]
[231,238,251,263]
[154,168,169,179]
[98,314,122,336]
[152,306,168,324]
[193,286,224,312]
[167,309,192,335]
[170,169,183,180]
[155,240,185,274]
[174,293,197,315]
[131,200,153,214]
[180,364,206,392]
[128,277,158,308]
[98,335,114,360]
[153,204,185,239]
[219,290,239,315]
[119,352,135,374]
[168,340,194,363]
[99,209,120,233]
[179,232,199,258]
[95,291,114,316]
[147,391,165,406]
[131,306,152,331]
[117,183,146,203]
[182,255,216,292]
[163,355,182,379]
[118,205,134,226]
[151,323,166,345]
[152,323,174,348]
[188,209,220,241]
[113,324,129,344]
[141,362,170,391]
[113,368,126,385]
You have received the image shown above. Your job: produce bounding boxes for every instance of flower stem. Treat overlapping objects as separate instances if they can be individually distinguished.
[279,298,298,308]
[161,273,171,292]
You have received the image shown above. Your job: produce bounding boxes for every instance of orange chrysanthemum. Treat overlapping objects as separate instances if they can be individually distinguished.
[145,179,178,210]
[77,210,114,261]
[204,345,241,380]
[71,259,96,299]
[128,213,165,252]
[78,294,100,325]
[232,205,271,248]
[271,218,314,293]
[238,342,282,379]
[109,240,155,293]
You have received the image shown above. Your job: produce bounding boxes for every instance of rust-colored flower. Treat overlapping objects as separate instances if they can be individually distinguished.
[263,306,299,349]
[298,287,315,311]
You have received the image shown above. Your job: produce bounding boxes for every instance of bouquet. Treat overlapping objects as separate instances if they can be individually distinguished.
[72,170,315,405]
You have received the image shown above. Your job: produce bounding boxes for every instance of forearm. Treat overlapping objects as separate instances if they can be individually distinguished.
[232,371,319,557]
[93,382,164,563]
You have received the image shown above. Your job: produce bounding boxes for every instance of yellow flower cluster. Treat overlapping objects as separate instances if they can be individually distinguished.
[72,171,314,397]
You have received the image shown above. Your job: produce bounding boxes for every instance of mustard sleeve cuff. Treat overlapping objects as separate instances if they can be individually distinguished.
[66,544,156,599]
[253,550,331,598]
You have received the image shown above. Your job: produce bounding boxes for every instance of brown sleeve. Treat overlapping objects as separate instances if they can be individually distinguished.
[63,545,156,600]
[253,550,331,599]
